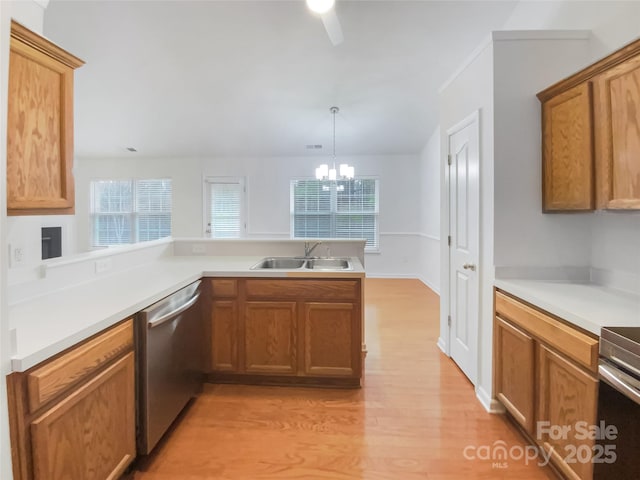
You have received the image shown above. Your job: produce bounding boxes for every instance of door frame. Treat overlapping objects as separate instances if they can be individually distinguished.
[440,110,480,383]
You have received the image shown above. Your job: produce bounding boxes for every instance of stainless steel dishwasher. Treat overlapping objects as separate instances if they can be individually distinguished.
[137,280,203,455]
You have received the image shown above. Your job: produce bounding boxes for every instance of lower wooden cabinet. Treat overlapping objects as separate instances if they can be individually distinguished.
[493,289,599,480]
[494,316,535,434]
[245,301,297,374]
[211,300,238,372]
[207,277,363,386]
[7,319,136,480]
[303,302,357,377]
[538,345,598,480]
[30,352,135,480]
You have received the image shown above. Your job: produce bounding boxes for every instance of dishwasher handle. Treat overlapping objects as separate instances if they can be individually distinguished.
[148,291,201,329]
[599,362,640,406]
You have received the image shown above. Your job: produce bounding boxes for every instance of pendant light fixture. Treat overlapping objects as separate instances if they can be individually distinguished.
[315,106,355,181]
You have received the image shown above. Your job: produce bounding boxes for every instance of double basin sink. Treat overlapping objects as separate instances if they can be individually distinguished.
[250,257,353,271]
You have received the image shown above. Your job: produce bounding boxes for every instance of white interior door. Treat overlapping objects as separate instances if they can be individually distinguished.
[447,112,479,385]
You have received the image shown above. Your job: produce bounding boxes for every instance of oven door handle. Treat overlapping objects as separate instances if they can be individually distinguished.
[599,363,640,406]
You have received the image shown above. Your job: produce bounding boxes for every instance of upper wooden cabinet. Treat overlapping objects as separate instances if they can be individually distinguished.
[541,83,594,211]
[6,21,84,216]
[538,37,640,211]
[593,53,640,209]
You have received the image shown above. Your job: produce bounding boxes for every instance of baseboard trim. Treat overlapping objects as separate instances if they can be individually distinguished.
[366,273,419,279]
[476,385,505,414]
[418,275,440,295]
[437,337,447,355]
[366,274,441,294]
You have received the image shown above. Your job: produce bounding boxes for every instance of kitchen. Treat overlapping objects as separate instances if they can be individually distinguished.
[1,1,640,479]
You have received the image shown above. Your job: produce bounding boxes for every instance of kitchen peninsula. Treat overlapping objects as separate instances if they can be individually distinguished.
[5,238,366,480]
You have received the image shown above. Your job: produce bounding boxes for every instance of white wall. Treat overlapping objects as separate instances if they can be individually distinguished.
[75,154,422,277]
[590,213,640,293]
[418,127,440,293]
[500,0,640,288]
[6,215,77,268]
[493,35,592,269]
[503,0,640,61]
[0,4,10,478]
[1,3,47,478]
[439,1,640,411]
[439,41,495,402]
[4,0,76,271]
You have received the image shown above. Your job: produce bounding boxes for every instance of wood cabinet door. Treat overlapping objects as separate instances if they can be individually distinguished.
[30,352,135,480]
[303,302,359,377]
[541,82,594,211]
[7,22,83,215]
[594,53,640,209]
[244,302,297,374]
[494,316,535,434]
[537,345,598,480]
[211,300,239,372]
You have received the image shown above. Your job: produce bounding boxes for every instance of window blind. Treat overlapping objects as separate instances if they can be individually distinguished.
[336,180,378,248]
[207,179,244,238]
[90,179,172,246]
[291,178,379,251]
[136,179,172,242]
[91,180,133,245]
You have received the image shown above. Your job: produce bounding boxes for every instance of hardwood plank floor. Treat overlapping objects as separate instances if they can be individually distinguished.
[131,279,555,479]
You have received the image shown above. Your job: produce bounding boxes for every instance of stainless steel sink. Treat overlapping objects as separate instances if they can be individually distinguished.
[250,257,353,271]
[250,257,306,269]
[305,258,352,270]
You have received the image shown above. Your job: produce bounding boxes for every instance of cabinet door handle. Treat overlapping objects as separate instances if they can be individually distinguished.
[463,263,476,271]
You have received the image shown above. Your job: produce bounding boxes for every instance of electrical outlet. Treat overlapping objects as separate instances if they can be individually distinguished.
[191,244,207,255]
[95,258,112,274]
[8,244,25,267]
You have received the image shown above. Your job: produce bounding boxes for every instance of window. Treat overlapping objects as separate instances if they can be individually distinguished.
[290,178,379,251]
[90,179,172,246]
[205,177,246,238]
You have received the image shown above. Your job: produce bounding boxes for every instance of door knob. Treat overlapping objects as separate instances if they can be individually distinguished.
[463,263,476,271]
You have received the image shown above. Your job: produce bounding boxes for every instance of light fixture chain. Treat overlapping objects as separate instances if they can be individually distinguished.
[332,107,336,160]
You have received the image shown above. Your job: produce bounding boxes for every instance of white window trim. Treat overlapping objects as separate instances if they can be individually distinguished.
[289,176,380,253]
[203,176,247,238]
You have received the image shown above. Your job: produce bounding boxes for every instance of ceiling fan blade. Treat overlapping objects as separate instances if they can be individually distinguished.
[320,9,343,46]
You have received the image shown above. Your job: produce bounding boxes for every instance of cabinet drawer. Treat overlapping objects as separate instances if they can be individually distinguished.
[495,292,598,372]
[210,279,238,298]
[27,319,134,412]
[246,279,358,301]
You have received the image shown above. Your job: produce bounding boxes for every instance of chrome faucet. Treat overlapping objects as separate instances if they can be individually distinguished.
[304,241,322,258]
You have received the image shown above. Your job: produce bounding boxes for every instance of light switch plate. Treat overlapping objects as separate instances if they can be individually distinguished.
[8,244,25,268]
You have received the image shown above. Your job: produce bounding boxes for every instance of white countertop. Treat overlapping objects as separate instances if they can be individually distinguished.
[494,279,640,335]
[9,255,365,372]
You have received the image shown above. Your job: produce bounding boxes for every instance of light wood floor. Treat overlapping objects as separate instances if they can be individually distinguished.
[132,279,555,479]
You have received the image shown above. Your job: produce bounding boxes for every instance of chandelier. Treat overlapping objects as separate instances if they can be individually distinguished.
[315,106,355,181]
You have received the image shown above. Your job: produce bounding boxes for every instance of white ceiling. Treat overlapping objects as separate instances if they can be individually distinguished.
[44,0,518,159]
